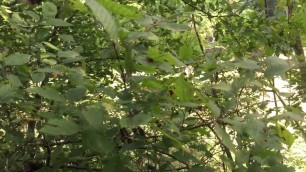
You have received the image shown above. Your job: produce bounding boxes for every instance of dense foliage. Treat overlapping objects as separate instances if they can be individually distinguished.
[0,0,305,171]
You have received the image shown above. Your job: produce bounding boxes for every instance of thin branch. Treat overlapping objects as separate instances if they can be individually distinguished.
[191,14,205,56]
[112,42,127,90]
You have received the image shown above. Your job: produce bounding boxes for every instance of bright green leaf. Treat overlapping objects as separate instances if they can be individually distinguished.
[173,76,193,101]
[86,0,118,42]
[179,45,193,60]
[96,0,142,18]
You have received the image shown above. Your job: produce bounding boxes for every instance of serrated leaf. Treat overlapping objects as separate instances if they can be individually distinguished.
[179,45,193,60]
[5,52,31,66]
[42,2,57,17]
[158,22,190,31]
[86,0,118,42]
[96,0,142,18]
[40,119,79,136]
[245,118,265,142]
[66,87,86,102]
[28,87,65,102]
[173,76,193,101]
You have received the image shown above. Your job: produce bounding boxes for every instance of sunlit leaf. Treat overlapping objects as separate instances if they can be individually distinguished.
[264,56,291,78]
[96,0,142,18]
[86,0,118,42]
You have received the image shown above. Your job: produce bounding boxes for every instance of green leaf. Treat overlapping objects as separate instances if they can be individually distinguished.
[270,111,304,121]
[65,87,86,102]
[43,18,72,26]
[86,0,118,42]
[5,52,31,66]
[173,76,193,101]
[120,114,152,128]
[7,74,22,88]
[264,56,290,78]
[42,2,57,17]
[214,124,236,154]
[158,22,190,31]
[83,107,105,129]
[58,51,79,58]
[212,82,231,91]
[96,0,142,18]
[235,59,260,70]
[207,100,221,118]
[141,78,164,89]
[27,87,65,102]
[245,117,265,142]
[127,32,159,41]
[42,42,60,50]
[83,131,114,154]
[179,45,193,60]
[31,72,45,83]
[40,119,80,136]
[280,129,295,148]
[0,84,16,102]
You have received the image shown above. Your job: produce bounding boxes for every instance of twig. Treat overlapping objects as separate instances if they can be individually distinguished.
[191,14,205,57]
